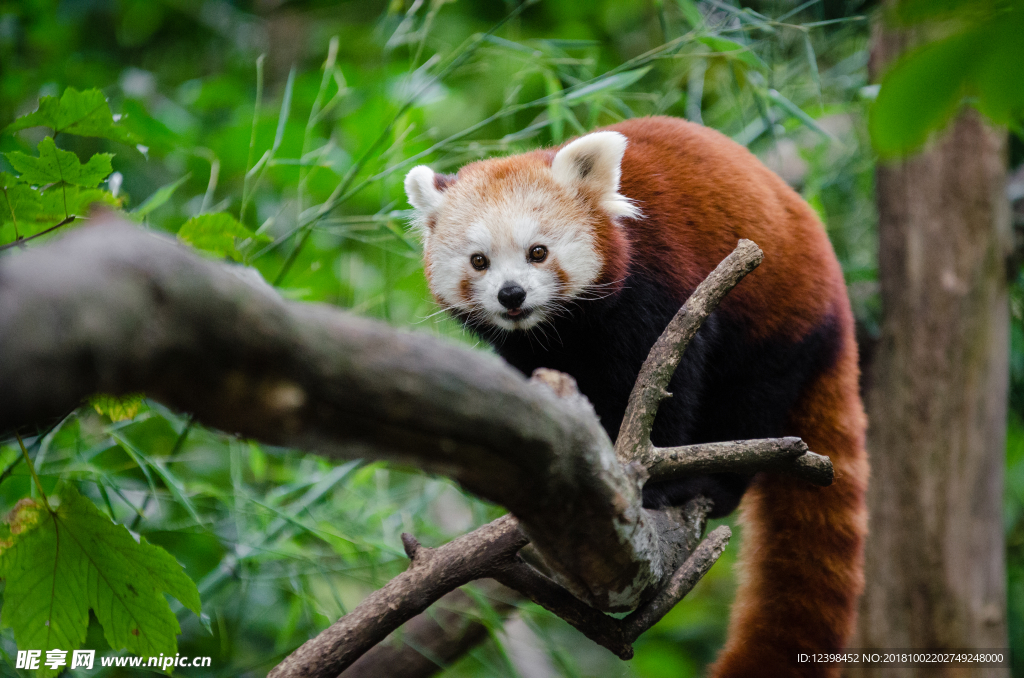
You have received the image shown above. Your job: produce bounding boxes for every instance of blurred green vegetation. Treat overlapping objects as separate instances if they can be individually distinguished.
[869,0,1024,156]
[0,0,1021,676]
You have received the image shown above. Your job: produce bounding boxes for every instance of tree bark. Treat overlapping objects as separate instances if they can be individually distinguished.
[853,11,1011,676]
[339,584,518,678]
[5,219,826,674]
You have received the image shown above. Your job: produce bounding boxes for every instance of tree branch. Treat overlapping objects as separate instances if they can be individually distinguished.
[620,524,731,640]
[0,218,835,677]
[339,584,519,678]
[0,215,76,253]
[311,499,730,676]
[269,516,526,678]
[0,218,670,611]
[615,239,765,465]
[646,437,834,487]
[491,556,635,659]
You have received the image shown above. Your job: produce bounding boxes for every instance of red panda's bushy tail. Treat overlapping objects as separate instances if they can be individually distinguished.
[709,334,869,678]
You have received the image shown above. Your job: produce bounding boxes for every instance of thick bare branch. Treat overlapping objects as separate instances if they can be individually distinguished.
[615,239,764,464]
[0,218,670,611]
[0,220,823,677]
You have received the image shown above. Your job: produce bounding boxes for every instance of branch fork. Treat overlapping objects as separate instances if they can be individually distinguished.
[0,221,836,677]
[329,238,834,676]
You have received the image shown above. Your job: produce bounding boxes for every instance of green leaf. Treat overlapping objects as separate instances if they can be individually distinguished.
[803,32,822,110]
[0,173,43,228]
[178,212,263,261]
[563,66,652,104]
[675,0,704,28]
[698,36,767,72]
[120,99,178,153]
[38,186,120,220]
[90,394,145,422]
[972,8,1024,127]
[871,3,1024,156]
[0,172,119,239]
[132,174,190,218]
[767,89,837,141]
[0,487,200,676]
[544,71,565,142]
[0,172,25,189]
[1,184,120,244]
[869,29,976,157]
[890,0,993,25]
[6,88,137,144]
[5,138,113,188]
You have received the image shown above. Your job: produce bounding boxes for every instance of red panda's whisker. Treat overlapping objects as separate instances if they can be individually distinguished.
[415,306,458,324]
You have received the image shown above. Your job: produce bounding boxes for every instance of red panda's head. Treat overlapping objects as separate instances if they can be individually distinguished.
[404,131,639,331]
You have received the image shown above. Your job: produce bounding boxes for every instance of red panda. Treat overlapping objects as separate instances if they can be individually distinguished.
[404,116,868,678]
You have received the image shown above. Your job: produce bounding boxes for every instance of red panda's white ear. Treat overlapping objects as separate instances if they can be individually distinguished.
[551,131,640,219]
[404,165,444,217]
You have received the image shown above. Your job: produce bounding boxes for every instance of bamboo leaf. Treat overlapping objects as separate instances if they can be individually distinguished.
[132,174,190,218]
[563,67,652,103]
[767,88,837,141]
[697,36,768,72]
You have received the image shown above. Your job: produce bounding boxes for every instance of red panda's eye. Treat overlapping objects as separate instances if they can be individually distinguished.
[528,245,548,263]
[470,253,489,271]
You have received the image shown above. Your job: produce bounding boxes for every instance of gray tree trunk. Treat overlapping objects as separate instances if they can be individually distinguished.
[852,12,1011,677]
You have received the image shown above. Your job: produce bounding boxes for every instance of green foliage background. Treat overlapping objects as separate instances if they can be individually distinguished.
[0,0,1020,676]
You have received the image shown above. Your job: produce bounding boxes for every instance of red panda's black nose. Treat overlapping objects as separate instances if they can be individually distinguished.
[498,282,527,309]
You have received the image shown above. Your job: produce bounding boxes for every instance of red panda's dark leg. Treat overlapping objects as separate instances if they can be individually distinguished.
[709,335,869,678]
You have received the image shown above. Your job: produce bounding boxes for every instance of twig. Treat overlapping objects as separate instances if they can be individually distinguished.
[621,525,731,639]
[492,557,634,659]
[615,239,764,464]
[647,437,834,486]
[0,215,76,253]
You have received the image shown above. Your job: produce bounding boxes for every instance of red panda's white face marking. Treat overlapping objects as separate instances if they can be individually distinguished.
[405,131,639,332]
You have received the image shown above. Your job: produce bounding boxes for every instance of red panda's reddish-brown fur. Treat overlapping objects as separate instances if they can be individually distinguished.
[413,116,869,677]
[599,117,868,677]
